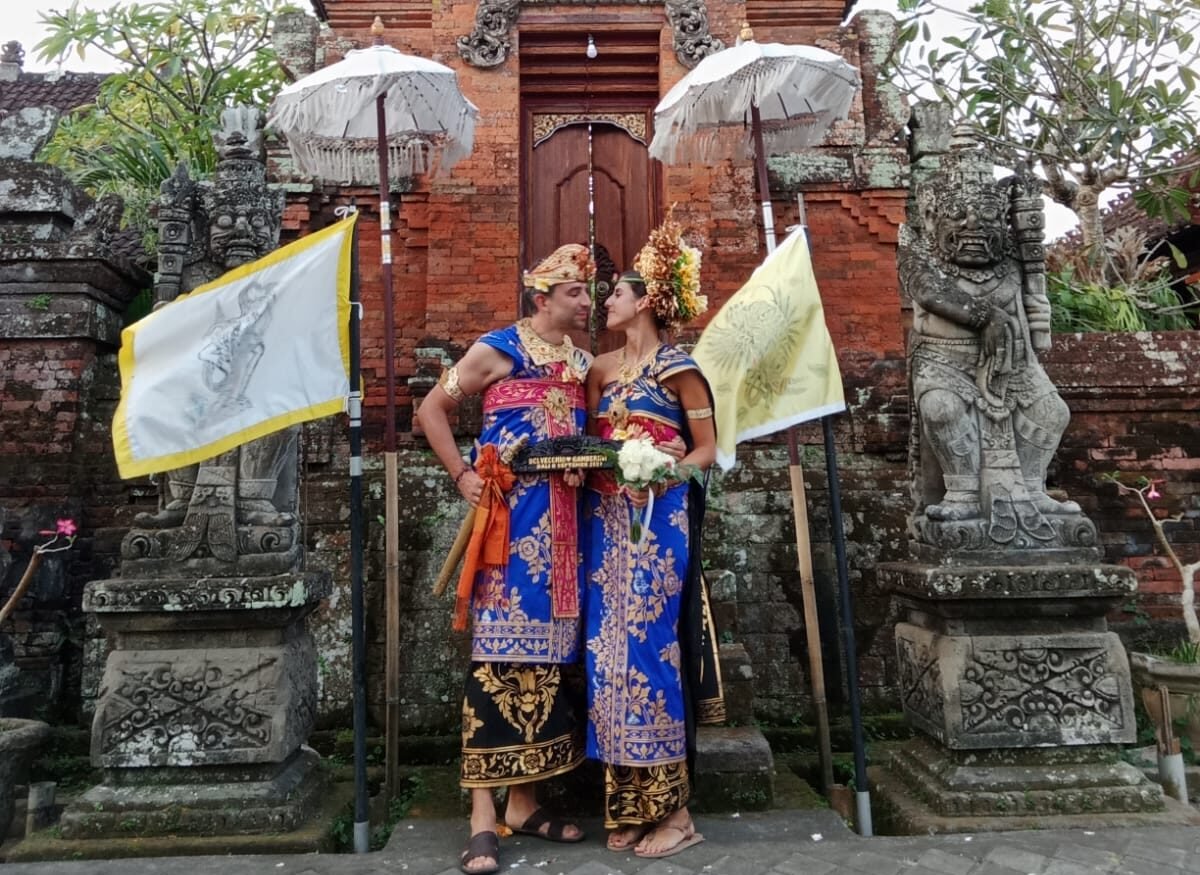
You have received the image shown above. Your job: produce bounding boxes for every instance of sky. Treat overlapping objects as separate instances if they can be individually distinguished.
[9,1,126,73]
[9,0,1083,239]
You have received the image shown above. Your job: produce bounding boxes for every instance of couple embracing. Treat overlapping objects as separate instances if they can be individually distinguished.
[417,218,722,874]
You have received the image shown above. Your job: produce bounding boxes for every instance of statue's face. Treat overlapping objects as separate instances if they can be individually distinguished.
[209,202,275,268]
[934,194,1006,268]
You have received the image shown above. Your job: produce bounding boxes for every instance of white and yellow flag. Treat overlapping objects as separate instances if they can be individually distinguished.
[113,215,357,479]
[693,226,845,471]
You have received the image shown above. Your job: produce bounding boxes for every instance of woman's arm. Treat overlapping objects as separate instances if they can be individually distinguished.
[664,369,716,472]
[586,353,614,436]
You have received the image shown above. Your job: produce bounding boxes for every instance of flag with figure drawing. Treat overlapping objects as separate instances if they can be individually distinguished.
[693,226,844,471]
[113,215,357,479]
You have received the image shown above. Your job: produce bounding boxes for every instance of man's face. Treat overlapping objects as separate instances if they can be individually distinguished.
[539,281,591,331]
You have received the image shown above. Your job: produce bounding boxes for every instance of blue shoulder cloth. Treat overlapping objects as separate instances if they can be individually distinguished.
[478,324,524,376]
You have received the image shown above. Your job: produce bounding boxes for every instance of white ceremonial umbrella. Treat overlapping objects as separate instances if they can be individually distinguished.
[649,28,859,251]
[267,18,478,849]
[269,35,478,188]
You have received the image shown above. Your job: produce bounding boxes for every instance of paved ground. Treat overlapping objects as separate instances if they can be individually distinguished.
[6,810,1200,875]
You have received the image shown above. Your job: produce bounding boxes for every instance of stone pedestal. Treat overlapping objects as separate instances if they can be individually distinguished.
[61,573,329,838]
[871,562,1182,831]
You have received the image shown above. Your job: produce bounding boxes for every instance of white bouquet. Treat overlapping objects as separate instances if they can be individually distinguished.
[612,437,679,546]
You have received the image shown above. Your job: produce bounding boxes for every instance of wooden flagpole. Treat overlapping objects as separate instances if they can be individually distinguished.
[750,102,834,794]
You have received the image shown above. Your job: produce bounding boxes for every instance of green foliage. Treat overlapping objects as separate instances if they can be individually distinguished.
[35,0,293,248]
[1163,640,1200,665]
[123,287,154,326]
[1046,227,1198,332]
[892,0,1200,249]
[329,777,421,852]
[26,294,53,311]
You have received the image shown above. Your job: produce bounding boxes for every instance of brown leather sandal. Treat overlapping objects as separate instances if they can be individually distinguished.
[505,807,586,843]
[459,830,500,874]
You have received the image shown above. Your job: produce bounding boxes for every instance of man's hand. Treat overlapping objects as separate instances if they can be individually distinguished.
[456,469,484,506]
[563,468,584,488]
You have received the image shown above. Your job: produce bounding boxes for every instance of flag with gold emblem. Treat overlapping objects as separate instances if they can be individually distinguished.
[113,215,357,479]
[693,226,844,471]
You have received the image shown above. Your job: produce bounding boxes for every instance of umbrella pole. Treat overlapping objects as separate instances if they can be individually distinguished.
[749,103,777,253]
[376,93,404,804]
[823,416,872,836]
[348,219,370,854]
[751,101,834,792]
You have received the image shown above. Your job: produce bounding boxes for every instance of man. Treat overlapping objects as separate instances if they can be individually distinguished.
[416,244,594,875]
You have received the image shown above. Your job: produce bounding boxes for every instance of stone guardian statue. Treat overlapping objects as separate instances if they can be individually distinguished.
[122,106,299,574]
[899,126,1096,560]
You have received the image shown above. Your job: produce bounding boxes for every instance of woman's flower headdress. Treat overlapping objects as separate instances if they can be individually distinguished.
[631,214,706,330]
[522,243,596,293]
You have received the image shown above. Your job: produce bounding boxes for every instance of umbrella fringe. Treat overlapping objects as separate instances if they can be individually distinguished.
[650,116,838,164]
[285,133,471,184]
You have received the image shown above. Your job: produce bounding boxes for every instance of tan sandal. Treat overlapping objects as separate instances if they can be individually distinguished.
[606,823,651,852]
[634,823,705,859]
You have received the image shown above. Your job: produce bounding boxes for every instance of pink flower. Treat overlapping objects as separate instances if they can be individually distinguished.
[1147,481,1163,501]
[38,519,77,538]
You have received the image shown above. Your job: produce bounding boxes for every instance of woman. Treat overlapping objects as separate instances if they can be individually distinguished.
[583,218,718,859]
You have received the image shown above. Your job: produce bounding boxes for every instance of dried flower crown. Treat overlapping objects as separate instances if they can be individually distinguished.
[631,215,707,330]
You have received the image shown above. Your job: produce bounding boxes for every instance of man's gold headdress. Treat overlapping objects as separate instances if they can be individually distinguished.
[522,243,596,292]
[631,214,706,330]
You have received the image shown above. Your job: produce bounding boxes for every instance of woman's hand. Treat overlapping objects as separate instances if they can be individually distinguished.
[623,485,650,508]
[660,435,687,461]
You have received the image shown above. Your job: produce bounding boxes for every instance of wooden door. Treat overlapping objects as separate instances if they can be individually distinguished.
[523,114,657,351]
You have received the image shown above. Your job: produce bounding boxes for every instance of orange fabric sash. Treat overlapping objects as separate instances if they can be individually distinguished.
[452,444,516,632]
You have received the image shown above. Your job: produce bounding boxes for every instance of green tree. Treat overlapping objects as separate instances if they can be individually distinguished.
[893,0,1200,253]
[35,0,298,246]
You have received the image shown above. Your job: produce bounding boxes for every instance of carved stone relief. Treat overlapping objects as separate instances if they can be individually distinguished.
[960,642,1127,741]
[457,0,724,70]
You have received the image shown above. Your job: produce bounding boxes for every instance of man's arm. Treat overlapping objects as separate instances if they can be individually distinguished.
[415,341,512,506]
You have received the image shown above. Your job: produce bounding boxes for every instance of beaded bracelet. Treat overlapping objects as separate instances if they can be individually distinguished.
[453,467,471,485]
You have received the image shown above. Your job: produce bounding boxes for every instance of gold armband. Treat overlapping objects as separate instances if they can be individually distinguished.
[686,406,713,420]
[438,366,465,402]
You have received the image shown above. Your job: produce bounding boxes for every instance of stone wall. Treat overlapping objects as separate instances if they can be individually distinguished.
[0,180,147,719]
[1042,333,1200,642]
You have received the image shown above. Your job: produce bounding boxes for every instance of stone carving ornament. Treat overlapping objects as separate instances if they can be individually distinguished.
[457,0,724,69]
[899,127,1097,560]
[120,107,298,575]
[961,644,1126,737]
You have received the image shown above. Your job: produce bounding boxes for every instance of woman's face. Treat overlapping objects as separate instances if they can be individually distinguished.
[605,280,643,330]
